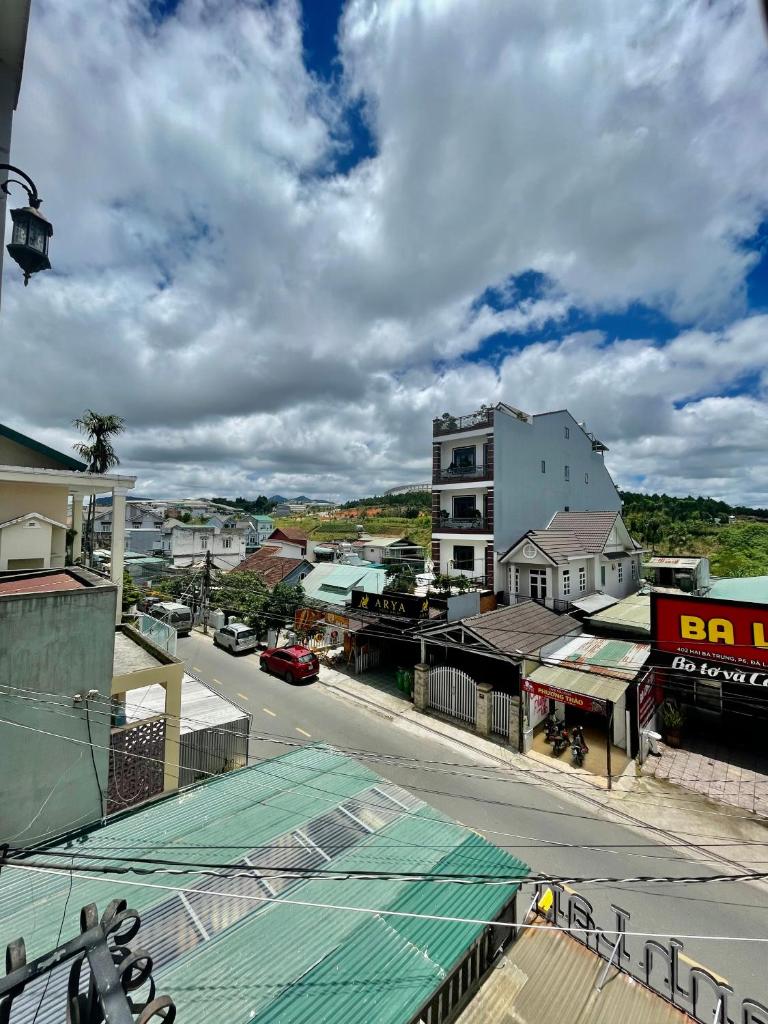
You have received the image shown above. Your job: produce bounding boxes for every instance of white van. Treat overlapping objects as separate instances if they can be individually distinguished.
[149,601,193,637]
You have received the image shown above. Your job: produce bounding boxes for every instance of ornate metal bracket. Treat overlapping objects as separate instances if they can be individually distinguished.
[0,164,43,209]
[0,899,175,1024]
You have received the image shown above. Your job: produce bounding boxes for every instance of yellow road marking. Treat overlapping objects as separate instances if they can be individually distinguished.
[262,707,276,717]
[678,952,729,986]
[296,727,311,738]
[237,692,249,702]
[213,678,222,685]
[192,666,201,672]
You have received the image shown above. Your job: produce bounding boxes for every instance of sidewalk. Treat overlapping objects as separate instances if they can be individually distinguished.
[318,664,768,874]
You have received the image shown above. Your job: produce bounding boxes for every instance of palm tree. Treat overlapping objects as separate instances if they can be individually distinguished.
[72,411,125,565]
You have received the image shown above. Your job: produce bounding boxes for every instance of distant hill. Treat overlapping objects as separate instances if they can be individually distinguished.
[620,490,768,576]
[268,495,331,504]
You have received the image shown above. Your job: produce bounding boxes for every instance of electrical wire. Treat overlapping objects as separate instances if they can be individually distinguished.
[7,849,768,889]
[30,855,73,1024]
[4,681,768,825]
[0,689,738,833]
[10,861,768,945]
[5,704,768,887]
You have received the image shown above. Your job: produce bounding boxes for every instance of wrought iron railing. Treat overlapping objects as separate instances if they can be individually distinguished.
[433,463,492,484]
[509,593,573,614]
[433,408,494,435]
[433,516,490,532]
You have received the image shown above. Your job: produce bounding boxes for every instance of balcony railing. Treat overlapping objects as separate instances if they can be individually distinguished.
[433,463,492,485]
[509,593,574,614]
[433,515,490,533]
[433,408,494,436]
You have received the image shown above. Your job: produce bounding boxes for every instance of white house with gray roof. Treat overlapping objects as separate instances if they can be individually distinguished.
[431,403,622,591]
[499,510,641,611]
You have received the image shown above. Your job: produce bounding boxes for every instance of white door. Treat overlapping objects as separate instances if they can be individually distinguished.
[530,569,547,600]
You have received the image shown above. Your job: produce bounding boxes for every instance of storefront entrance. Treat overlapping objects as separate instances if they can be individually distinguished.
[521,669,630,788]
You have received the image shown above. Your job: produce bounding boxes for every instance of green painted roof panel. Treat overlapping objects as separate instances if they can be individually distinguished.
[0,746,528,1024]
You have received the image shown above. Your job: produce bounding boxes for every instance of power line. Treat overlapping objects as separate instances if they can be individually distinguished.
[4,683,768,842]
[3,704,768,880]
[9,861,768,945]
[7,849,768,889]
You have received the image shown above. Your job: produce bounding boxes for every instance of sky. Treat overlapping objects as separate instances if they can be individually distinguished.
[2,0,768,504]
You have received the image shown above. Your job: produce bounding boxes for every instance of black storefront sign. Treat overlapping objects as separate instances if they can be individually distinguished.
[351,589,431,619]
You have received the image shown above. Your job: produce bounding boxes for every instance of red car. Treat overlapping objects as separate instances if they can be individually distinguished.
[260,644,319,683]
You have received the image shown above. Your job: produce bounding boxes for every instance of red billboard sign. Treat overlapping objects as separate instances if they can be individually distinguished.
[521,677,605,713]
[652,593,768,671]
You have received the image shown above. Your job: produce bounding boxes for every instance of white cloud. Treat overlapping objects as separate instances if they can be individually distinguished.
[2,0,768,503]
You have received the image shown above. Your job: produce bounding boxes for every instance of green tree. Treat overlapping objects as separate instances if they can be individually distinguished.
[72,410,125,564]
[122,568,141,611]
[384,564,416,594]
[212,571,270,629]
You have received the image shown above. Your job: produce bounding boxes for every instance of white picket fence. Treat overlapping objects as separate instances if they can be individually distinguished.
[490,690,512,737]
[428,666,477,725]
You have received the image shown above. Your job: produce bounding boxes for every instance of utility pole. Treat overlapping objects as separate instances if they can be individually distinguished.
[202,549,212,634]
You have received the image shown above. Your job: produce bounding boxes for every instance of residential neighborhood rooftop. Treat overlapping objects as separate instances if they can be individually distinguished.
[547,510,622,552]
[233,545,309,587]
[459,601,581,656]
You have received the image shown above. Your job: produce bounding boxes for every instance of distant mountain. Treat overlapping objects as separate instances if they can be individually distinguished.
[268,494,330,504]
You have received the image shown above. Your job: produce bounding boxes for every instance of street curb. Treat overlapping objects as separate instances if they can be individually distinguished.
[318,677,764,881]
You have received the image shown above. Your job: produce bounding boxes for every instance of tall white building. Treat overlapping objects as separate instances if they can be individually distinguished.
[431,403,621,591]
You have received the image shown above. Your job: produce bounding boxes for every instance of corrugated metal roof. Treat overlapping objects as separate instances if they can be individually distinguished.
[124,674,248,734]
[707,576,768,603]
[527,663,629,703]
[570,593,618,614]
[0,746,528,1024]
[587,593,651,634]
[457,926,689,1024]
[646,556,702,569]
[545,634,649,676]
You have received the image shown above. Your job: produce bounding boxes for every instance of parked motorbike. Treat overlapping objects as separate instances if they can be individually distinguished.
[544,712,565,744]
[570,726,589,767]
[552,724,570,756]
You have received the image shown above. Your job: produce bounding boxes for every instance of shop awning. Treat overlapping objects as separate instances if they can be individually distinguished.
[570,593,618,614]
[526,664,629,705]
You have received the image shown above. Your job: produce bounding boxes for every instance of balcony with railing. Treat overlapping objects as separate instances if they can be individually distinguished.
[508,593,574,614]
[433,462,493,485]
[433,514,491,534]
[433,407,494,436]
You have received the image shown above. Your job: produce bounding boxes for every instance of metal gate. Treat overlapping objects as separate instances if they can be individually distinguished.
[428,666,477,724]
[490,690,511,737]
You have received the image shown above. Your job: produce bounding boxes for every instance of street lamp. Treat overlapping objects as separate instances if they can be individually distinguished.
[1,164,52,285]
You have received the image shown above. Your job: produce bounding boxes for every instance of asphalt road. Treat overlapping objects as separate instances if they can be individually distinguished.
[179,631,768,1009]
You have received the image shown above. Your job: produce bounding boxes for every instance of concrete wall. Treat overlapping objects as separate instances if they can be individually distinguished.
[0,480,69,525]
[0,575,117,844]
[493,409,622,555]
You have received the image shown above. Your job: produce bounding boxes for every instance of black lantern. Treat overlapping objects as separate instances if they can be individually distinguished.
[1,164,53,286]
[7,205,52,285]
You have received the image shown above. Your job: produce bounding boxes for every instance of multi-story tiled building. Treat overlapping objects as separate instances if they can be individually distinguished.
[431,403,622,591]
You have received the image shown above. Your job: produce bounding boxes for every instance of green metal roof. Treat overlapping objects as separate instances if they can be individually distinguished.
[707,576,768,604]
[0,746,528,1024]
[0,422,87,471]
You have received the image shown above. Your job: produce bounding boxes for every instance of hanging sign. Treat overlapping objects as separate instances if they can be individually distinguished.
[351,589,431,619]
[521,677,606,713]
